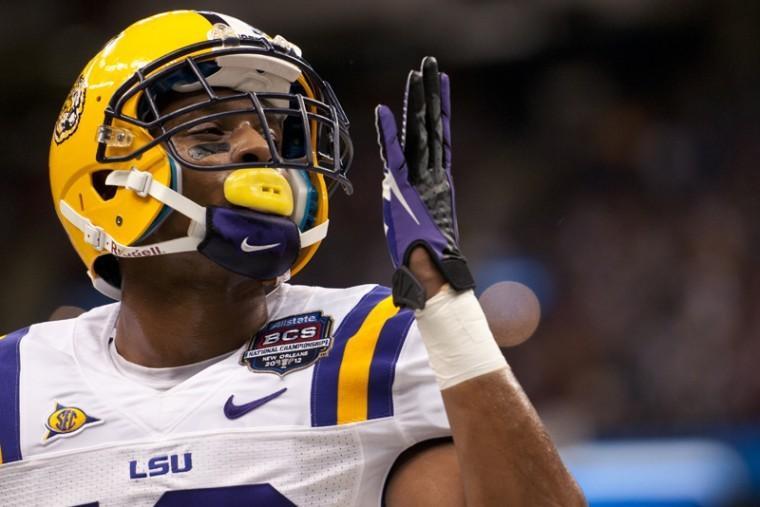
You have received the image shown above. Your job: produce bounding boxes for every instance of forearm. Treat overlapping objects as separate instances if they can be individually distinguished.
[410,249,584,505]
[442,368,585,506]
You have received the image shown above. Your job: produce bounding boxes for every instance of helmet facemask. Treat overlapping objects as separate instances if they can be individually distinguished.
[97,39,353,194]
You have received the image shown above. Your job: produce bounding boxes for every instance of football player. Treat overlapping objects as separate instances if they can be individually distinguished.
[0,10,584,506]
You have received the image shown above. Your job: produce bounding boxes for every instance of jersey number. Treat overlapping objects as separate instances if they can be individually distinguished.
[74,483,295,506]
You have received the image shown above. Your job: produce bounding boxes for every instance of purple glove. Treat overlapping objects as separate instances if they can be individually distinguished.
[375,56,474,309]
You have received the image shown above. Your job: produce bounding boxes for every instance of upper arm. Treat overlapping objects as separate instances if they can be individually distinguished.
[384,440,465,507]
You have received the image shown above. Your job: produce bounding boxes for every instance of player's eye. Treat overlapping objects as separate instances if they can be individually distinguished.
[188,142,231,160]
[186,123,226,137]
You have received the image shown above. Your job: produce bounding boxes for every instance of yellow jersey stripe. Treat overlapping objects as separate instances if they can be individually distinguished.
[336,296,399,424]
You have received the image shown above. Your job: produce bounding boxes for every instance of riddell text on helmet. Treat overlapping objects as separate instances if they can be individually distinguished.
[110,244,164,257]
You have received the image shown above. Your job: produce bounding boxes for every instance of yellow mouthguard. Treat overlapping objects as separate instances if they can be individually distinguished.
[223,169,294,217]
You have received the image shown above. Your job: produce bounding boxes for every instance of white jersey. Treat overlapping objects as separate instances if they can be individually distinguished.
[0,283,450,506]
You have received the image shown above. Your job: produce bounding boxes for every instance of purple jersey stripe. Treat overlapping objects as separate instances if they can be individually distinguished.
[0,327,30,464]
[366,309,415,420]
[311,286,390,427]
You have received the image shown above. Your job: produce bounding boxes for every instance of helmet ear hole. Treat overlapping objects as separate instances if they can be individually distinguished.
[91,170,117,201]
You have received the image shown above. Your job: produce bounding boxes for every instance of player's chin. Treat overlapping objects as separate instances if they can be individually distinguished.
[178,252,281,291]
[120,252,277,292]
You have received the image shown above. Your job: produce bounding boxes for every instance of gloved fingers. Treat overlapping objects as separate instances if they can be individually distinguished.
[440,72,452,173]
[374,104,409,182]
[421,56,444,183]
[403,69,428,185]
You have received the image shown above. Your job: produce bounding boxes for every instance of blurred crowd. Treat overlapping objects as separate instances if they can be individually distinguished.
[491,2,760,438]
[1,1,758,440]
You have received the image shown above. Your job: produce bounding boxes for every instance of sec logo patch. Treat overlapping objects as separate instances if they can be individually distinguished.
[43,402,102,443]
[243,311,333,376]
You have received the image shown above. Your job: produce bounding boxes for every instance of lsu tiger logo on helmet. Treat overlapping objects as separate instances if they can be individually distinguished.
[49,11,354,299]
[54,75,86,145]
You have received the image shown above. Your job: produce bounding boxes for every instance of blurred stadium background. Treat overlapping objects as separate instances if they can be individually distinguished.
[2,1,759,505]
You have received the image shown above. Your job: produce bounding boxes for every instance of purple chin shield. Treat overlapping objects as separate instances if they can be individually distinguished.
[198,206,301,280]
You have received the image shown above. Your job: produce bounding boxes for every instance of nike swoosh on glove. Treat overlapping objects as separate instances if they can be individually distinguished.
[375,56,474,309]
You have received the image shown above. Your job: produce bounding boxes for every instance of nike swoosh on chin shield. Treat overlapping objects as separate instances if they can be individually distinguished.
[224,388,288,420]
[240,237,281,252]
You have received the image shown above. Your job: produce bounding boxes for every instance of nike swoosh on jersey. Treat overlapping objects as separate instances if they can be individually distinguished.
[223,387,287,420]
[240,237,281,252]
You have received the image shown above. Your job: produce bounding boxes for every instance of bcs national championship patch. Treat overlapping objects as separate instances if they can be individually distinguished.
[243,312,333,376]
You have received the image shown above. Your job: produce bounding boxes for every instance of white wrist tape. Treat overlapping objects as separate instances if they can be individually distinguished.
[414,285,508,390]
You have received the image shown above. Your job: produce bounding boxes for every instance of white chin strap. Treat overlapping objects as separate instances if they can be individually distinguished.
[59,168,328,261]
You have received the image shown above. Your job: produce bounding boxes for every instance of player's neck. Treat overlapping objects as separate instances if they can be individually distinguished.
[114,273,269,368]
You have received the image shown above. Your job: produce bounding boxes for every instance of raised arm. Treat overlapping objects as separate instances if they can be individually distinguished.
[376,57,585,506]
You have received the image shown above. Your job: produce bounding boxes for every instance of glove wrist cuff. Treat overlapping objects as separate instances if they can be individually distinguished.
[392,243,475,309]
[392,266,427,309]
[439,257,475,291]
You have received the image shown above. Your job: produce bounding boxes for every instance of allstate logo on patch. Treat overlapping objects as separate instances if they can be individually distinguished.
[43,402,102,443]
[243,311,333,376]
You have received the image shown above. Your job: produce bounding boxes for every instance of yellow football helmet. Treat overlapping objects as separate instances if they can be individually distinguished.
[49,10,353,298]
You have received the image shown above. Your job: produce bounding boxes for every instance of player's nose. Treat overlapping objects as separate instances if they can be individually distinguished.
[229,120,272,163]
